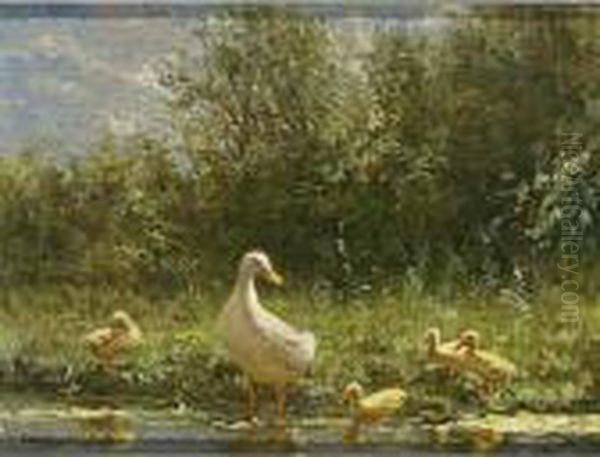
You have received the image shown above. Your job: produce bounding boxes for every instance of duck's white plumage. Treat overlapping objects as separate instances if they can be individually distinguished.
[220,251,316,385]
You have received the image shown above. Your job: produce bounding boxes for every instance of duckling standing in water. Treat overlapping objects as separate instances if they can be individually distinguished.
[342,381,407,442]
[84,310,143,374]
[458,330,517,396]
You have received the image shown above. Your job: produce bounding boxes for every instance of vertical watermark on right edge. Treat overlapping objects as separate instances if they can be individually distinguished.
[556,132,584,331]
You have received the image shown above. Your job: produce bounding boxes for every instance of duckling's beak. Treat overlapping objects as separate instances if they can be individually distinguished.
[266,270,284,286]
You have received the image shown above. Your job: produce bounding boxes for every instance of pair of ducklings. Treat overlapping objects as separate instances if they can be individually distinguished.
[83,310,143,373]
[424,327,517,395]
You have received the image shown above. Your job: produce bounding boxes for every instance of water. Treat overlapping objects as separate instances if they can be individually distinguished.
[0,398,598,455]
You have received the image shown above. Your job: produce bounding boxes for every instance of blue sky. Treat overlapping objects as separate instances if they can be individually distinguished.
[0,1,590,154]
[0,17,193,153]
[0,8,389,154]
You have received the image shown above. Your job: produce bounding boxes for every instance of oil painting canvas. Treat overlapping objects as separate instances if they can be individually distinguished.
[0,0,599,454]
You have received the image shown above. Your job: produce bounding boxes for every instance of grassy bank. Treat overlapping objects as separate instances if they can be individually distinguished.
[0,281,597,420]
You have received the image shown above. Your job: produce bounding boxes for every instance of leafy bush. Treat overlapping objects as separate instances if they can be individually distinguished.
[0,7,598,294]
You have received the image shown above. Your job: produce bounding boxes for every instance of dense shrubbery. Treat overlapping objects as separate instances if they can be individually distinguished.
[0,8,599,296]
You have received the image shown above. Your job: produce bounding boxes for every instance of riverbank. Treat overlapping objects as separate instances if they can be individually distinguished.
[0,283,598,419]
[0,400,598,454]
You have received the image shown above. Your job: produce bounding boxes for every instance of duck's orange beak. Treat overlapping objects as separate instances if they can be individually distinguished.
[266,269,284,286]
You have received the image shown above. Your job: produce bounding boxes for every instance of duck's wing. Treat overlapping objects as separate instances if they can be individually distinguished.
[439,339,461,353]
[83,327,113,347]
[467,350,516,378]
[362,388,407,412]
[252,307,317,375]
[482,351,517,376]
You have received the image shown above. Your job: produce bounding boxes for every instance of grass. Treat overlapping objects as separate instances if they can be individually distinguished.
[0,280,598,421]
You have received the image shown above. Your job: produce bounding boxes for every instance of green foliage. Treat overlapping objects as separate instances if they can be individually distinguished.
[160,8,368,280]
[0,8,599,293]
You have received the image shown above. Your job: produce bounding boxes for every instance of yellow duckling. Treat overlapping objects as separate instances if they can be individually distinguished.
[342,381,407,442]
[84,310,143,373]
[458,330,517,395]
[423,327,469,376]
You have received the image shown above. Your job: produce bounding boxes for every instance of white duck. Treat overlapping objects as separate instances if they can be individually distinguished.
[219,251,316,426]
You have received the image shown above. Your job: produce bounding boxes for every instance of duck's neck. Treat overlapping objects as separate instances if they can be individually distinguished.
[234,268,260,311]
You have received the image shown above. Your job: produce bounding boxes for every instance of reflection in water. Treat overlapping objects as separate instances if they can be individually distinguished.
[211,418,309,453]
[70,406,135,442]
[2,396,599,453]
[343,419,361,444]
